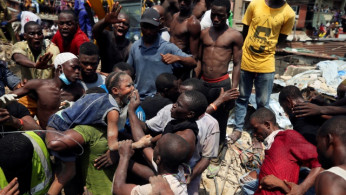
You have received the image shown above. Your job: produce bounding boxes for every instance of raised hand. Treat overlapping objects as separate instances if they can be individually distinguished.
[35,52,53,69]
[104,2,124,24]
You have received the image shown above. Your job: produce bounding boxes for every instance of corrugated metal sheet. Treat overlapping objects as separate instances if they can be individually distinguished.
[288,41,346,58]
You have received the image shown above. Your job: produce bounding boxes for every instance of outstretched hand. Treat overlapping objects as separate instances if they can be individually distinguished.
[104,2,124,24]
[35,52,53,69]
[292,102,321,117]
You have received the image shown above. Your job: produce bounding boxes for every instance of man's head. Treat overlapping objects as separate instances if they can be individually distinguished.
[140,8,160,43]
[153,133,191,172]
[0,133,34,194]
[152,5,165,29]
[58,10,78,40]
[210,0,230,29]
[112,62,135,79]
[249,107,278,142]
[54,52,81,84]
[179,78,208,98]
[337,80,346,99]
[279,85,304,115]
[79,42,100,77]
[178,0,193,14]
[171,90,208,121]
[106,71,134,105]
[155,73,179,101]
[113,13,130,38]
[317,116,346,169]
[24,21,44,53]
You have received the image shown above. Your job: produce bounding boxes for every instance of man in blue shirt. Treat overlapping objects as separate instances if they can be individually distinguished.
[127,8,196,100]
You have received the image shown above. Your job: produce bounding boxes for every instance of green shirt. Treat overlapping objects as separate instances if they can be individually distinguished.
[74,125,116,195]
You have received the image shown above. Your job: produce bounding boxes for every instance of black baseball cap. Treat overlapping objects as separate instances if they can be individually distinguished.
[140,8,160,27]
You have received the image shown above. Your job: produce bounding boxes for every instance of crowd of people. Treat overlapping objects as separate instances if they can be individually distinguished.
[0,0,346,194]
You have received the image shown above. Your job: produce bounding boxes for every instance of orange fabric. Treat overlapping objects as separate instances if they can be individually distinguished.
[18,95,37,116]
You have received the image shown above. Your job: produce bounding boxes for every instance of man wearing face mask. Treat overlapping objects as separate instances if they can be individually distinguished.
[0,52,84,129]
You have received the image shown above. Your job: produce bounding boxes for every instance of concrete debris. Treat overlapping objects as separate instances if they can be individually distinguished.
[274,60,346,96]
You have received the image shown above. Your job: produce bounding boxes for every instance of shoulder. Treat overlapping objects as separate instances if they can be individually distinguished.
[315,170,346,194]
[131,39,141,48]
[45,40,60,52]
[200,27,210,37]
[285,4,296,16]
[188,15,201,26]
[227,28,243,39]
[13,41,27,47]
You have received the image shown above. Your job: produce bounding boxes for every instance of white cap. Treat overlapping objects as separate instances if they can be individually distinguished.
[53,52,78,69]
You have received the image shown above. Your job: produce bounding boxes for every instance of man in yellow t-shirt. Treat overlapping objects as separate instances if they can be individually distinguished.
[233,0,295,139]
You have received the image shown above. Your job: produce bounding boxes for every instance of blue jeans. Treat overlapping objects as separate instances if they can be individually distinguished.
[234,70,275,131]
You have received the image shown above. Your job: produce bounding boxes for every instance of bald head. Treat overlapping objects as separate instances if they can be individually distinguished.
[157,133,190,170]
[318,115,346,144]
[153,5,165,17]
[152,5,165,28]
[250,107,277,126]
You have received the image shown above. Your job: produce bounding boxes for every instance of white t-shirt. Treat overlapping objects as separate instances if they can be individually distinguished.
[80,73,106,90]
[20,11,41,34]
[200,10,229,30]
[131,174,187,195]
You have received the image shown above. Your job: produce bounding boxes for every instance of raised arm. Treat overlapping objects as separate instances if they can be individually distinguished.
[12,53,53,70]
[112,140,137,195]
[128,90,154,164]
[92,2,123,41]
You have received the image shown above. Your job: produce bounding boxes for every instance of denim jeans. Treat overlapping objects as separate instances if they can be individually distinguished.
[234,70,275,131]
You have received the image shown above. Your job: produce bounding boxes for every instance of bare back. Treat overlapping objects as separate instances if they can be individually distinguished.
[13,79,84,129]
[170,12,201,56]
[200,27,243,79]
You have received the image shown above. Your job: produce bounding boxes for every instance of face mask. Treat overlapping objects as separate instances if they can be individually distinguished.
[59,73,71,85]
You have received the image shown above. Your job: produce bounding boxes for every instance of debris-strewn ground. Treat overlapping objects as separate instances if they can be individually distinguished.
[199,127,264,195]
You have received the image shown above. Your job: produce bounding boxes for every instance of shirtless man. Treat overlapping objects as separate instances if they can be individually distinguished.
[199,0,243,143]
[315,116,346,195]
[170,0,200,57]
[170,0,201,79]
[0,53,83,129]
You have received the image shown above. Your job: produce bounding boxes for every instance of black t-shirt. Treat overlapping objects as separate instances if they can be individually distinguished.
[141,95,172,120]
[289,114,326,146]
[97,31,131,73]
